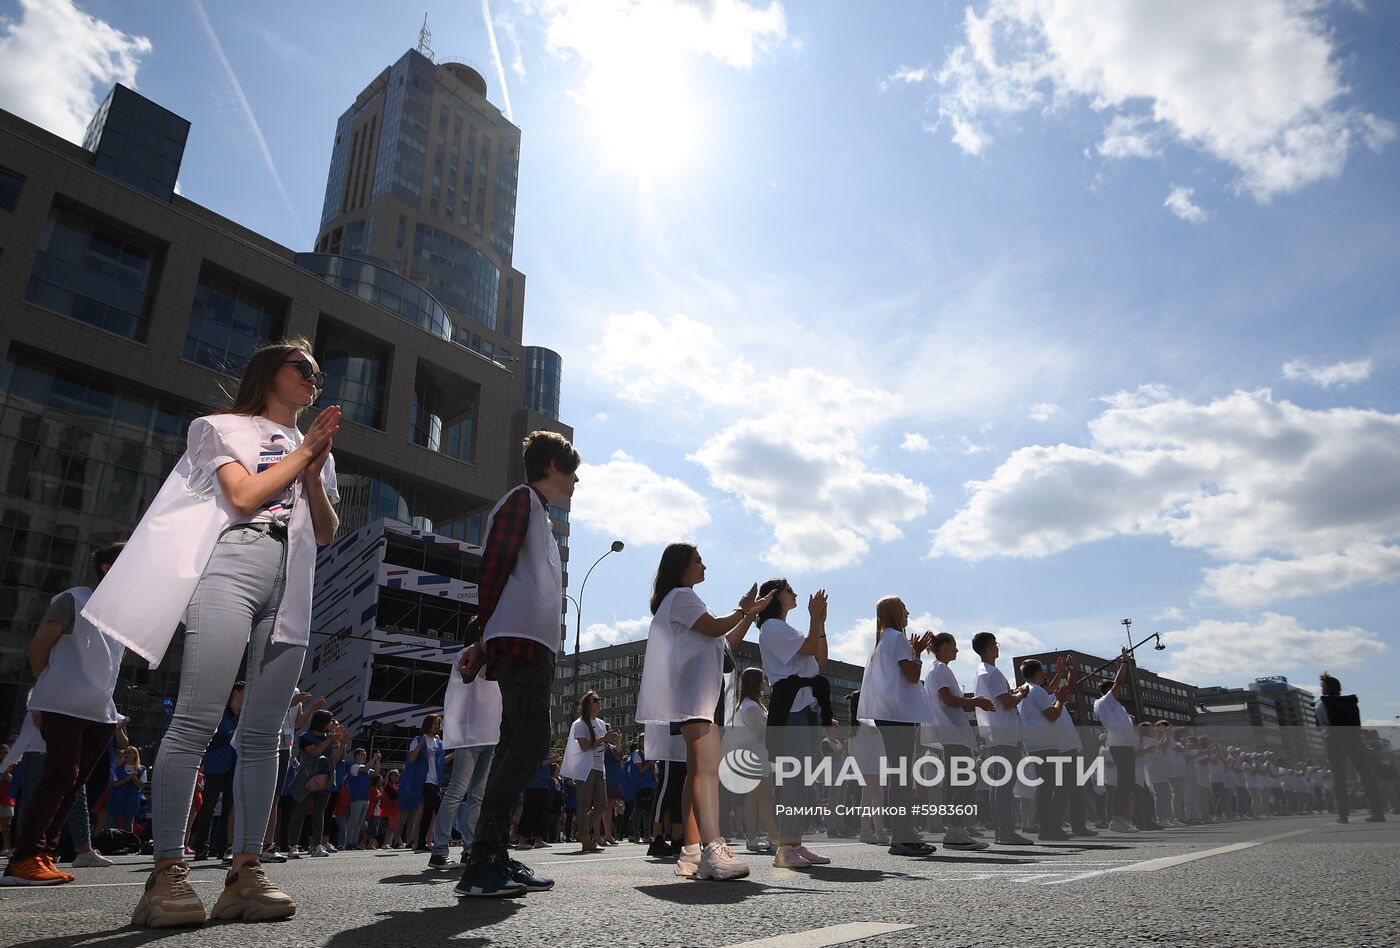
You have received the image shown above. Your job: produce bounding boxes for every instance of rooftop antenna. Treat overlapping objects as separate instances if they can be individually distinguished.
[417,13,435,62]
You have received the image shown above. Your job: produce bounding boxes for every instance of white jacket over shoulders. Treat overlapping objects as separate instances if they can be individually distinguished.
[82,413,338,666]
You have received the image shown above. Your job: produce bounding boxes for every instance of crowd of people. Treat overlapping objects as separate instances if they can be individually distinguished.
[0,338,1395,930]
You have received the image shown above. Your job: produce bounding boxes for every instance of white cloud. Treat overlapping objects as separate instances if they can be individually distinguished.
[572,450,711,545]
[879,64,931,92]
[1028,402,1059,422]
[1151,606,1185,622]
[0,0,150,143]
[1281,358,1373,388]
[1097,114,1163,159]
[594,411,610,422]
[931,388,1400,605]
[932,0,1395,199]
[1164,185,1208,223]
[957,436,992,455]
[1162,613,1387,686]
[900,432,931,453]
[1200,544,1400,608]
[535,0,785,69]
[591,311,929,572]
[578,616,651,651]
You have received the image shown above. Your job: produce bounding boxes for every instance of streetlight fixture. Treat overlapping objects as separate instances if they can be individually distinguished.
[571,540,625,701]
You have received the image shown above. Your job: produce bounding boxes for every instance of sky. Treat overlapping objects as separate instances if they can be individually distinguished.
[2,0,1398,722]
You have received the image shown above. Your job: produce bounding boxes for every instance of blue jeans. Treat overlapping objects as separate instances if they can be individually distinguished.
[433,745,495,857]
[151,527,304,861]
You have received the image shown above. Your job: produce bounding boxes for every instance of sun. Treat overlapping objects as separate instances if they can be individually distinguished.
[579,56,702,182]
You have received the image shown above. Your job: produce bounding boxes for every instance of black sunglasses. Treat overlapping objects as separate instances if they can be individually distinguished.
[284,359,326,389]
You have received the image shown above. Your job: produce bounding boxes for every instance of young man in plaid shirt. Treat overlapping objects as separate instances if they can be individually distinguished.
[455,431,579,898]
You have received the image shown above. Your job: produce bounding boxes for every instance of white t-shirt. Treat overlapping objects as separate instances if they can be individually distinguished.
[1094,692,1136,746]
[1098,745,1117,787]
[635,588,720,724]
[1161,738,1187,778]
[563,718,606,780]
[758,618,818,712]
[858,629,935,724]
[923,660,976,749]
[973,661,1020,746]
[409,736,444,785]
[1019,682,1057,750]
[235,420,302,526]
[1053,692,1081,753]
[28,587,124,724]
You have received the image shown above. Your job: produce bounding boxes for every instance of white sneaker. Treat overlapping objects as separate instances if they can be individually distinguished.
[1109,820,1137,834]
[309,845,330,857]
[323,842,338,853]
[697,839,750,881]
[71,850,114,868]
[674,847,701,878]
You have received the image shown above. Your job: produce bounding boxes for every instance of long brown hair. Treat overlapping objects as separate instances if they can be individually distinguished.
[650,543,698,615]
[739,667,766,706]
[228,336,316,416]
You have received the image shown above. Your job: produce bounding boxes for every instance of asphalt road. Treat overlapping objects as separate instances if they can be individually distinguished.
[2,815,1395,948]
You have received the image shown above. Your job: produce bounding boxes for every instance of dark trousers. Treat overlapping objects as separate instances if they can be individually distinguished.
[942,744,974,830]
[16,713,114,858]
[874,721,920,844]
[417,783,442,849]
[518,787,551,840]
[469,648,555,862]
[1109,747,1135,820]
[988,743,1022,837]
[191,767,235,855]
[1056,748,1088,831]
[775,706,819,840]
[1029,748,1062,834]
[1326,732,1385,818]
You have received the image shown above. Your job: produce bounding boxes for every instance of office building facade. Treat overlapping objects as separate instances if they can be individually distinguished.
[0,48,569,740]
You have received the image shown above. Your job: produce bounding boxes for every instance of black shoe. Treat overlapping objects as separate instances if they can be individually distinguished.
[1365,814,1386,823]
[454,857,527,898]
[888,840,935,857]
[1037,830,1071,841]
[506,858,554,892]
[996,833,1034,846]
[646,836,671,858]
[667,838,684,858]
[427,853,458,870]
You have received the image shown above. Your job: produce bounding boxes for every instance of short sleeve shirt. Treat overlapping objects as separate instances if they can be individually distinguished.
[759,618,819,712]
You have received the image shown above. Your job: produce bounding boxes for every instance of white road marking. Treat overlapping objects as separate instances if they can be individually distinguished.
[1040,826,1320,885]
[721,922,917,948]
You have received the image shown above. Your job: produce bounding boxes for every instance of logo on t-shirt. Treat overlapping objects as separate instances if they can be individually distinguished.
[257,432,296,517]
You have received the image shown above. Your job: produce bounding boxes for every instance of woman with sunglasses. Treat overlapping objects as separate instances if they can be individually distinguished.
[84,338,340,928]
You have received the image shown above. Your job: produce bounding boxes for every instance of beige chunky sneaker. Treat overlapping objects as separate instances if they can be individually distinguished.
[674,846,701,877]
[210,863,297,922]
[131,864,206,928]
[696,839,750,881]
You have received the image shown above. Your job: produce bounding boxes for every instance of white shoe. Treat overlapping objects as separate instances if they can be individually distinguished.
[674,847,701,878]
[1109,820,1137,834]
[309,845,330,857]
[71,850,114,868]
[697,839,750,881]
[323,842,338,853]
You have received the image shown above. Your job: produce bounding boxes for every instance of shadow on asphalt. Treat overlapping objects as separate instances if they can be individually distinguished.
[1034,842,1135,850]
[799,867,911,882]
[322,903,521,947]
[379,871,460,886]
[636,880,810,904]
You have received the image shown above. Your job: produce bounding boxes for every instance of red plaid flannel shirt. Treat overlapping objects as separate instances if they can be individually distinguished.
[473,485,549,679]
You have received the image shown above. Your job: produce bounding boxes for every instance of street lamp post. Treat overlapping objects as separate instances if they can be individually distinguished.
[1121,617,1142,719]
[570,540,625,703]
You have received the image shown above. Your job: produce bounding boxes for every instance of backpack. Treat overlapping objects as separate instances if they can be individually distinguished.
[93,827,142,856]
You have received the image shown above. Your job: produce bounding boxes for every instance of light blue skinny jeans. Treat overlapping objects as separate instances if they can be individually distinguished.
[432,744,495,858]
[151,528,304,861]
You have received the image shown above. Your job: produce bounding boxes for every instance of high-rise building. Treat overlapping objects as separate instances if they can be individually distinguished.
[0,47,570,741]
[1195,685,1285,752]
[1249,676,1325,761]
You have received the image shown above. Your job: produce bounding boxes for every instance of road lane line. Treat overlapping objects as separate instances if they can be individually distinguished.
[1040,826,1319,884]
[721,922,916,948]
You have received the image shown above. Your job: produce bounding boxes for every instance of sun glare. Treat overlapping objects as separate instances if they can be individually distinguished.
[580,56,702,182]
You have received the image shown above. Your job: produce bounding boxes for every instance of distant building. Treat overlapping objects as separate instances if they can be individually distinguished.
[1195,685,1284,752]
[1249,676,1325,761]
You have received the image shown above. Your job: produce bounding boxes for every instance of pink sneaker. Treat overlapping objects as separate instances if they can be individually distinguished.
[792,845,831,865]
[772,846,813,869]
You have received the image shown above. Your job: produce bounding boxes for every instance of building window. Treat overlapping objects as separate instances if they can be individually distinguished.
[0,166,22,211]
[411,374,443,452]
[315,322,389,429]
[182,266,287,375]
[0,353,199,641]
[25,206,159,341]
